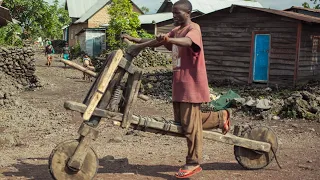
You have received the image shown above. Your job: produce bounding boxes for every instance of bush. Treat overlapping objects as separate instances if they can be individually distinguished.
[0,23,23,47]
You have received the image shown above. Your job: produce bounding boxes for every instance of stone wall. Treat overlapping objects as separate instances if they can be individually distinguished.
[0,47,40,87]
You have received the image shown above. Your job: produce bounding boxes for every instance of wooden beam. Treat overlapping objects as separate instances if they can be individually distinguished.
[122,71,142,128]
[95,57,140,75]
[294,21,302,86]
[64,101,271,152]
[82,50,123,121]
[60,59,97,77]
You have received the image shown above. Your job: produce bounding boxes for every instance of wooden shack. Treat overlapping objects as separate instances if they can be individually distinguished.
[191,5,320,86]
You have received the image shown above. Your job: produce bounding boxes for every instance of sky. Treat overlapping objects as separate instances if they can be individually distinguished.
[45,0,312,13]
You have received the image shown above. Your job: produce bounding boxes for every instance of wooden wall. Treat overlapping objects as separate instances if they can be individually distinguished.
[298,23,320,83]
[193,7,298,86]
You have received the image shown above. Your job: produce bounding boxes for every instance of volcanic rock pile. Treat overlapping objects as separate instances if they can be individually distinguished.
[0,47,40,87]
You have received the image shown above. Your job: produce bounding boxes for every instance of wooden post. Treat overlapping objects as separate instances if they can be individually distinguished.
[82,50,123,121]
[121,71,143,128]
[67,123,98,170]
[60,59,97,77]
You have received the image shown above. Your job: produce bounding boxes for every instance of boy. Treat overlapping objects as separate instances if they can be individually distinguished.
[82,54,95,81]
[45,41,55,66]
[122,0,230,178]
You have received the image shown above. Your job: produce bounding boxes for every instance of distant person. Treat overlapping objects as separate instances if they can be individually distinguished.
[82,54,95,81]
[45,41,55,67]
[62,42,71,67]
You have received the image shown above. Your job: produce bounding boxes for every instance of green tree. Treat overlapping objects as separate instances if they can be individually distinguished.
[0,22,23,46]
[2,0,70,40]
[303,0,320,9]
[106,0,141,49]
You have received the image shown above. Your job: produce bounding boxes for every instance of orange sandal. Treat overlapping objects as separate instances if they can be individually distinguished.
[175,165,202,179]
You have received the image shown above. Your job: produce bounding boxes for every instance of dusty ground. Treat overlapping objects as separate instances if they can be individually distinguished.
[0,53,319,180]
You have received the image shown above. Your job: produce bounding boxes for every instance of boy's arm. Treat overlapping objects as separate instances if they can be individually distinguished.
[127,34,192,57]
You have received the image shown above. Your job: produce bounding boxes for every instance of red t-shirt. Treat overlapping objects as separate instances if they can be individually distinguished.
[167,22,210,103]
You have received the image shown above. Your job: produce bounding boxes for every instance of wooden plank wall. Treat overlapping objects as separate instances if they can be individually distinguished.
[298,24,320,83]
[193,7,298,86]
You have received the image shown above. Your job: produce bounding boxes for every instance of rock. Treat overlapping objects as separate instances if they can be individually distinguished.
[108,136,123,143]
[272,116,280,120]
[308,128,315,132]
[0,134,19,147]
[256,99,271,110]
[291,124,299,128]
[102,155,115,162]
[203,155,210,161]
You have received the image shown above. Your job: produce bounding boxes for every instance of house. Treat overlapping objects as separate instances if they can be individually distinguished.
[65,0,143,56]
[0,5,12,27]
[140,0,262,53]
[284,6,320,18]
[190,5,320,86]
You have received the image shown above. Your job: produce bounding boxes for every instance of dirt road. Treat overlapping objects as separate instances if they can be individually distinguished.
[0,54,319,180]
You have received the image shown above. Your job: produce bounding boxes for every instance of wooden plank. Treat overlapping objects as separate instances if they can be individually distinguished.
[122,71,142,128]
[67,133,94,170]
[95,57,140,74]
[207,61,250,68]
[271,43,296,49]
[207,71,249,77]
[64,101,271,152]
[206,56,250,62]
[203,37,251,42]
[82,50,123,121]
[207,65,249,73]
[203,41,251,47]
[269,69,294,76]
[269,59,295,65]
[204,51,250,57]
[269,64,294,70]
[204,46,251,52]
[269,53,296,60]
[270,48,296,54]
[60,59,97,77]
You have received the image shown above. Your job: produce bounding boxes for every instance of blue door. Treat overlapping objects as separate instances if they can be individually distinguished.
[253,34,270,82]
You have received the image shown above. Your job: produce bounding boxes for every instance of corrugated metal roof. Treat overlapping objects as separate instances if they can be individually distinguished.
[139,12,173,24]
[234,5,320,24]
[284,6,320,13]
[66,0,100,18]
[168,0,263,14]
[75,0,109,23]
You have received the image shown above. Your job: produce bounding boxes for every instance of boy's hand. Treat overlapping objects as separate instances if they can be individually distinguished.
[156,33,169,43]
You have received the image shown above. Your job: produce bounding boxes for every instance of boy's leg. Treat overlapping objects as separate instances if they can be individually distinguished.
[174,102,203,168]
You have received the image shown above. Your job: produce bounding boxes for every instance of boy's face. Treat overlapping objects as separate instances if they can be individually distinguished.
[172,4,190,26]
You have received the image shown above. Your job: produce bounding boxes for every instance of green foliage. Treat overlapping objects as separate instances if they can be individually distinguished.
[137,29,154,39]
[2,0,71,40]
[106,0,141,49]
[303,0,320,9]
[0,22,23,47]
[71,41,83,58]
[140,6,150,13]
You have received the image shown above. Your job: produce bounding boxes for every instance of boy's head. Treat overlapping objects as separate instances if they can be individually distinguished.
[172,0,192,26]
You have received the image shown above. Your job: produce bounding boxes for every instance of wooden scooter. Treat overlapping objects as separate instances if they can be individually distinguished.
[49,40,280,180]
